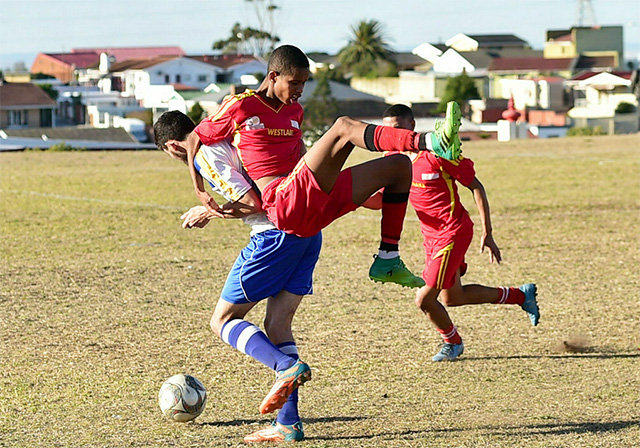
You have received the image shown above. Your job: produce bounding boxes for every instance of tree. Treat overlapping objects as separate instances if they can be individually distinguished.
[337,19,396,78]
[39,84,59,101]
[302,71,338,146]
[187,102,205,124]
[212,1,280,57]
[435,70,480,114]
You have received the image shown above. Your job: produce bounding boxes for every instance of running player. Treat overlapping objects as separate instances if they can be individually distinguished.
[380,104,539,361]
[155,110,317,442]
[181,44,463,290]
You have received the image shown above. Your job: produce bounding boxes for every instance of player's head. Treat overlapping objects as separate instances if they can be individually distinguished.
[383,104,415,131]
[266,44,310,105]
[153,110,195,163]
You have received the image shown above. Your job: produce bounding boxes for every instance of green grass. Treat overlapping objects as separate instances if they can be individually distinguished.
[1,134,639,447]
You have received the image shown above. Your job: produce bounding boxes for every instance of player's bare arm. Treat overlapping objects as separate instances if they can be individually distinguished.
[184,132,223,216]
[181,188,263,229]
[468,177,502,264]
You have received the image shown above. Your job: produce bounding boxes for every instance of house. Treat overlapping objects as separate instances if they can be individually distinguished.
[72,46,185,62]
[189,54,267,84]
[544,26,624,67]
[412,42,448,65]
[30,47,187,85]
[31,52,101,84]
[445,34,530,52]
[0,81,57,128]
[566,70,638,133]
[307,52,340,73]
[108,56,224,99]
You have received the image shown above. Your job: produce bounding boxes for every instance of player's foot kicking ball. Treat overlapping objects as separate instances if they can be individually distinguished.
[432,341,465,362]
[368,255,425,288]
[244,421,304,443]
[519,283,540,326]
[259,360,311,415]
[431,101,463,160]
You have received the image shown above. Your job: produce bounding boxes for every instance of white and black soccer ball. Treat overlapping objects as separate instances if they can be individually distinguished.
[158,374,207,422]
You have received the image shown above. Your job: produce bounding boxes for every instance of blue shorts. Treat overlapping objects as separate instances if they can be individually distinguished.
[221,230,322,304]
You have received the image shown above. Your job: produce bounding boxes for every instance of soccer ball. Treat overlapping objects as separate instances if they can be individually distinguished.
[158,374,207,422]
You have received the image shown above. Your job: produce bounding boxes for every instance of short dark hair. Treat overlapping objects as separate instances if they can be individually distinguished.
[268,45,309,75]
[383,104,414,120]
[153,110,195,151]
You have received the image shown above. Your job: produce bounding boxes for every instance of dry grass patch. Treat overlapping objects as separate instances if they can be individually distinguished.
[1,135,639,447]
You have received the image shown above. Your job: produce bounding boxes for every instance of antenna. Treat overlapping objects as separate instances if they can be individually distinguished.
[576,0,597,27]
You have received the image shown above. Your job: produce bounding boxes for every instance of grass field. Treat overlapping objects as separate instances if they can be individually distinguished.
[1,134,639,448]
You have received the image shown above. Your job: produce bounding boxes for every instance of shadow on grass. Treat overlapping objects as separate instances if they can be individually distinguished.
[199,415,365,428]
[306,419,639,442]
[463,353,639,361]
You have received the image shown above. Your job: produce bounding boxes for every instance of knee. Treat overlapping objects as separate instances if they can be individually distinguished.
[210,314,223,338]
[414,289,429,311]
[385,153,412,178]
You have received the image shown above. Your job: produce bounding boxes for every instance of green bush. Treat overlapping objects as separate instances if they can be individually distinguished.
[615,102,636,114]
[566,126,605,137]
[47,142,86,152]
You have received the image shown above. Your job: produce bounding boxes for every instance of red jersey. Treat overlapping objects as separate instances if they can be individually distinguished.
[195,89,304,180]
[409,152,476,238]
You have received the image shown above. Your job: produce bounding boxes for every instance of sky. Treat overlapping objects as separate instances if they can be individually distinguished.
[1,0,639,71]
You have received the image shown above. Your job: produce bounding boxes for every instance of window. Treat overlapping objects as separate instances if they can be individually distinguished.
[175,74,181,83]
[164,75,170,83]
[198,75,208,82]
[8,110,28,127]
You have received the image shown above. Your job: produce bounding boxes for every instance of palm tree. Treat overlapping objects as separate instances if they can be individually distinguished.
[338,19,395,78]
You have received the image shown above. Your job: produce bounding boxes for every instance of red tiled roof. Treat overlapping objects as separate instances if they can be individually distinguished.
[40,52,100,69]
[489,57,574,71]
[571,70,633,81]
[73,46,185,62]
[109,56,178,72]
[171,83,199,91]
[189,54,260,69]
[0,82,57,107]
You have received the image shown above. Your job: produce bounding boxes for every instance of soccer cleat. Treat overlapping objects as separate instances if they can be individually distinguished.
[243,420,304,443]
[519,283,540,326]
[432,341,465,362]
[259,360,311,415]
[368,255,425,288]
[431,101,462,160]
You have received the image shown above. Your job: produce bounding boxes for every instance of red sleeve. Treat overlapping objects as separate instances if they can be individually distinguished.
[440,156,476,187]
[194,95,238,146]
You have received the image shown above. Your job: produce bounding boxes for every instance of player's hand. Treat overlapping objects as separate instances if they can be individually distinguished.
[480,233,502,264]
[195,190,227,218]
[181,206,214,229]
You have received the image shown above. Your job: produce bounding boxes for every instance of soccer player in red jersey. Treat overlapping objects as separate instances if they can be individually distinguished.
[380,104,540,361]
[183,44,462,291]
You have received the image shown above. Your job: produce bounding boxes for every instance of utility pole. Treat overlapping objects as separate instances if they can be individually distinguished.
[576,0,597,27]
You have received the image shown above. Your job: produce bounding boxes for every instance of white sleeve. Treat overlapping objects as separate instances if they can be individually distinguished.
[195,140,252,203]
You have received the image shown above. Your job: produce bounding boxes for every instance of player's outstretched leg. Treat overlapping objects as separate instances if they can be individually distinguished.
[431,101,463,160]
[369,255,425,288]
[519,283,540,326]
[244,420,304,443]
[259,359,311,414]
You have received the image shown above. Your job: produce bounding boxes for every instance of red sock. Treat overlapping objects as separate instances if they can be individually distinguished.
[437,323,462,345]
[364,124,425,152]
[381,192,408,246]
[493,287,525,305]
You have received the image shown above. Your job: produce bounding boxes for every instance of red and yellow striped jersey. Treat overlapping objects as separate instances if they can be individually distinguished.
[409,151,476,238]
[195,89,304,180]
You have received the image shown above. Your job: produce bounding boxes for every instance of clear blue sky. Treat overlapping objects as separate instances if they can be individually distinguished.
[1,0,638,70]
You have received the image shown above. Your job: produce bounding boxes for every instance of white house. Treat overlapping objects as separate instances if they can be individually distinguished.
[567,71,638,133]
[110,56,224,100]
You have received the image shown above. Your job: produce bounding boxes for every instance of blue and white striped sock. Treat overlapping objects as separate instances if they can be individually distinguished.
[276,342,300,425]
[220,319,295,371]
